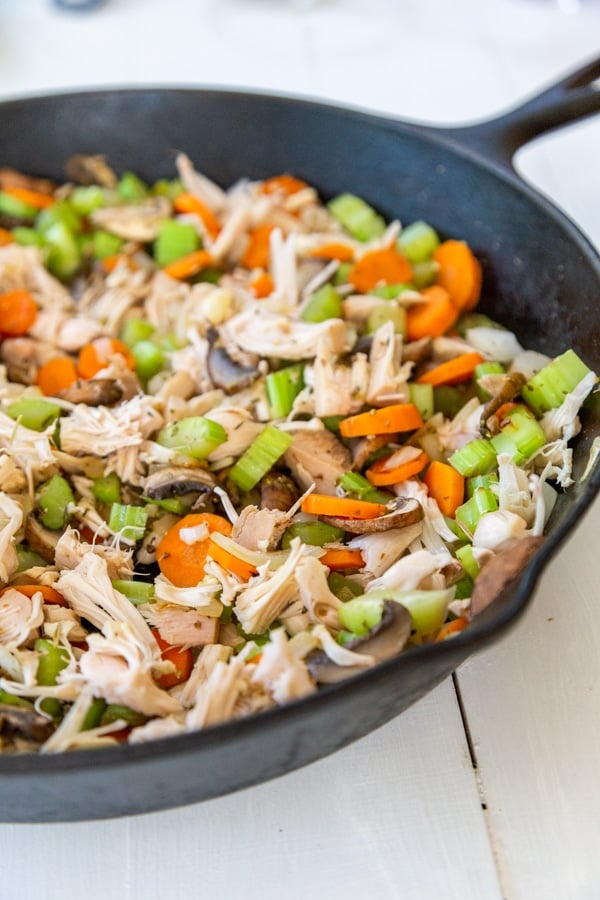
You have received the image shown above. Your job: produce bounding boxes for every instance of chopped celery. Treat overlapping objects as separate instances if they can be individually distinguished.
[367,303,406,336]
[281,521,344,549]
[44,221,81,280]
[409,383,434,421]
[433,385,466,418]
[474,361,505,400]
[338,596,385,636]
[81,697,107,731]
[156,416,227,460]
[112,579,155,605]
[38,475,74,530]
[523,349,593,416]
[0,191,38,220]
[36,201,82,235]
[321,415,345,433]
[152,178,184,201]
[337,629,357,646]
[372,588,453,637]
[154,220,199,267]
[92,229,124,260]
[338,471,373,497]
[6,398,61,431]
[92,472,121,504]
[449,438,497,477]
[69,185,107,216]
[333,261,353,285]
[16,544,48,572]
[301,284,343,323]
[327,193,386,242]
[108,503,148,541]
[466,473,498,498]
[0,689,33,708]
[454,577,474,600]
[35,638,69,686]
[370,283,413,300]
[229,426,293,493]
[100,704,147,728]
[327,572,364,603]
[397,220,440,263]
[120,317,155,348]
[194,266,222,284]
[456,544,481,580]
[411,260,439,289]
[117,171,149,201]
[490,409,546,465]
[266,365,304,418]
[456,313,504,338]
[11,226,44,247]
[455,487,498,537]
[131,340,165,381]
[148,496,191,515]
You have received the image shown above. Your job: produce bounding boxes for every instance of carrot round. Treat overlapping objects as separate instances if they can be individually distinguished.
[307,242,355,262]
[102,253,138,274]
[36,357,78,396]
[173,193,221,239]
[348,247,413,293]
[433,240,482,312]
[261,174,307,196]
[241,225,274,270]
[405,285,458,341]
[423,460,465,516]
[301,494,387,519]
[152,629,193,690]
[207,538,258,582]
[249,272,275,298]
[0,584,67,606]
[339,403,423,438]
[2,185,55,209]
[77,337,135,379]
[156,513,233,588]
[435,616,469,642]
[319,548,364,571]
[0,290,37,336]
[0,227,14,246]
[366,449,429,486]
[416,351,484,387]
[162,249,213,280]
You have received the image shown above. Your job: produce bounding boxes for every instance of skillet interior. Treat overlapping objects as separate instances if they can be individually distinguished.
[0,89,598,822]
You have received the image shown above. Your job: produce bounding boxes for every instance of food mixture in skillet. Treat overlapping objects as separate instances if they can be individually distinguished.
[0,155,596,752]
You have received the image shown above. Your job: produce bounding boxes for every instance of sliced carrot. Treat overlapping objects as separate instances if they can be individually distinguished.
[2,185,55,209]
[347,247,413,293]
[173,192,221,239]
[307,242,355,262]
[366,449,429,486]
[433,240,482,312]
[416,351,484,387]
[319,548,364,571]
[423,460,465,516]
[241,224,274,270]
[162,249,213,281]
[77,337,135,379]
[435,616,469,642]
[261,174,308,196]
[102,253,138,274]
[207,537,258,582]
[0,289,37,336]
[0,584,67,606]
[301,494,387,520]
[36,357,78,396]
[0,227,14,246]
[152,629,194,690]
[249,272,275,298]
[339,403,423,439]
[156,513,233,588]
[405,285,458,341]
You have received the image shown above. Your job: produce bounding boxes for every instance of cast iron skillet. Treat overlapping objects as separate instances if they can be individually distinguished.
[0,59,599,822]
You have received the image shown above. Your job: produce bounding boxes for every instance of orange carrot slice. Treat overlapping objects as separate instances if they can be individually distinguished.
[241,225,274,270]
[77,337,135,379]
[348,247,413,293]
[36,357,78,396]
[0,227,14,246]
[405,285,458,341]
[339,403,423,439]
[207,538,258,582]
[162,249,213,280]
[435,616,469,642]
[366,449,429,486]
[2,185,55,209]
[416,351,484,387]
[173,192,221,239]
[301,494,387,519]
[319,548,364,571]
[102,253,138,274]
[307,242,355,262]
[433,240,482,312]
[0,290,37,336]
[249,272,275,298]
[152,629,194,690]
[423,460,465,516]
[0,584,67,606]
[261,174,307,196]
[156,513,233,588]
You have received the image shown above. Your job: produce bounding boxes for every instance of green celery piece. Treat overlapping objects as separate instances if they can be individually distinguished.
[108,503,148,541]
[338,471,372,498]
[449,438,497,477]
[11,226,44,247]
[491,409,546,464]
[266,365,304,418]
[152,178,184,201]
[336,629,357,646]
[112,579,155,605]
[92,229,124,260]
[433,385,466,418]
[366,588,453,638]
[229,426,293,493]
[327,572,363,603]
[455,487,498,537]
[522,349,593,416]
[36,201,82,235]
[100,704,147,728]
[367,303,406,336]
[456,544,481,580]
[131,340,165,381]
[454,576,474,600]
[409,383,434,421]
[327,193,386,242]
[69,185,107,216]
[321,415,345,433]
[6,398,61,431]
[154,220,199,267]
[81,697,107,731]
[338,596,385,636]
[466,473,498,498]
[35,638,69,686]
[117,171,149,201]
[370,283,413,300]
[44,221,81,280]
[16,544,48,572]
[397,220,440,264]
[38,475,74,530]
[411,260,439,289]
[0,689,34,708]
[301,284,343,323]
[92,472,122,504]
[474,361,505,400]
[281,521,344,549]
[156,416,227,460]
[333,261,353,285]
[120,317,155,348]
[0,191,38,219]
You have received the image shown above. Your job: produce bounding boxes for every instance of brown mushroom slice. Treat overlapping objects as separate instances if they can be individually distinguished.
[65,154,117,188]
[0,703,54,750]
[57,378,123,407]
[319,497,422,535]
[402,337,433,365]
[480,372,527,436]
[307,601,411,684]
[144,466,216,500]
[206,343,259,394]
[24,515,59,564]
[91,196,171,242]
[471,535,544,616]
[260,472,299,512]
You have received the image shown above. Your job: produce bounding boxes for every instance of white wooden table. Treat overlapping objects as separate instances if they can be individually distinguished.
[1,1,599,897]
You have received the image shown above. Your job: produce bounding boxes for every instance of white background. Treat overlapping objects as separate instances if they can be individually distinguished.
[1,1,600,898]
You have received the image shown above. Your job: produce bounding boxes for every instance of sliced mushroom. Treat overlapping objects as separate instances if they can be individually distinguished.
[319,497,422,535]
[480,372,527,436]
[306,601,411,684]
[91,196,171,242]
[260,472,298,512]
[65,154,117,188]
[206,340,259,394]
[402,337,433,365]
[0,703,54,751]
[144,466,215,500]
[0,167,56,195]
[471,535,544,616]
[24,515,59,564]
[57,378,123,407]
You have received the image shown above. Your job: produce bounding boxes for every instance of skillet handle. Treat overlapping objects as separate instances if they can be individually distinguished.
[435,56,600,168]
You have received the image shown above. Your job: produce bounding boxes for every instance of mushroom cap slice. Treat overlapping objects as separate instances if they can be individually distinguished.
[206,343,259,394]
[307,601,412,684]
[0,703,54,750]
[24,515,59,564]
[471,535,544,616]
[57,378,123,407]
[144,466,215,500]
[319,497,422,535]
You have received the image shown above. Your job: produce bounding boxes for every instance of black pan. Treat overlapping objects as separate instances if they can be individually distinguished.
[1,58,599,822]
